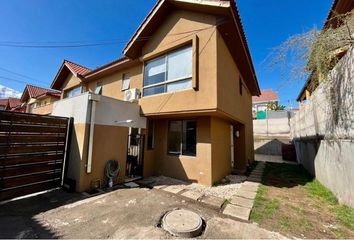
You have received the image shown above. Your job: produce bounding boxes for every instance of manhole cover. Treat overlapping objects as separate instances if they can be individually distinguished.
[162,209,203,238]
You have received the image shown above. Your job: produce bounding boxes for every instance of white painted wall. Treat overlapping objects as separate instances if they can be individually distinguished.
[51,92,146,128]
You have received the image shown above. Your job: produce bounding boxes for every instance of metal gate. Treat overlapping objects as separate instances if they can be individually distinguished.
[126,134,145,179]
[0,111,71,201]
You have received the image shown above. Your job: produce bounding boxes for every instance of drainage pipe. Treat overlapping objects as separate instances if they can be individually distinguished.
[230,125,234,168]
[87,93,101,173]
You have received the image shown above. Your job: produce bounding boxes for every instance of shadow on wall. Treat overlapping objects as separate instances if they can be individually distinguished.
[0,189,84,239]
[254,139,287,155]
[64,125,86,192]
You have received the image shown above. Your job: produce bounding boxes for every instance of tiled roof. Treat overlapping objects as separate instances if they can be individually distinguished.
[26,85,61,99]
[0,98,8,107]
[252,89,279,103]
[64,60,91,76]
[8,98,22,108]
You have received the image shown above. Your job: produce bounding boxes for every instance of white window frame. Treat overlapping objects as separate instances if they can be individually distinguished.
[64,85,82,99]
[142,45,193,97]
[121,73,131,91]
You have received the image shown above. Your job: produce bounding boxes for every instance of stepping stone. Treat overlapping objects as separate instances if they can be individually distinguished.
[243,182,260,188]
[230,196,254,208]
[223,204,251,221]
[124,182,139,188]
[163,185,186,194]
[236,189,257,200]
[199,195,225,209]
[181,190,204,201]
[239,184,258,192]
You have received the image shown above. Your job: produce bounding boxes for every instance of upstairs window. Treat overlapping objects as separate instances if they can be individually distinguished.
[64,85,82,99]
[121,73,130,91]
[143,45,192,96]
[95,81,102,94]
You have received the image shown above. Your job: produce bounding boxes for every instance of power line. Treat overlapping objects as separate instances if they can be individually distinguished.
[0,23,224,49]
[0,66,46,84]
[0,76,47,87]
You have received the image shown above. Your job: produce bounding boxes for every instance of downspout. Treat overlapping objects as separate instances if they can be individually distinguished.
[230,125,234,168]
[87,93,101,173]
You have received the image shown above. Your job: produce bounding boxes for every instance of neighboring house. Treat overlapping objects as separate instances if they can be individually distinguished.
[0,98,25,112]
[0,99,8,110]
[51,0,260,192]
[297,0,354,105]
[252,89,278,118]
[21,85,61,115]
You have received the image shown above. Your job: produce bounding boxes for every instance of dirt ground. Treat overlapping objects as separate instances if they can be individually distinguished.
[0,186,286,239]
[250,163,354,239]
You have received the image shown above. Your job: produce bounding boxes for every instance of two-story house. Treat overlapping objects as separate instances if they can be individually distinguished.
[51,0,260,192]
[21,85,61,115]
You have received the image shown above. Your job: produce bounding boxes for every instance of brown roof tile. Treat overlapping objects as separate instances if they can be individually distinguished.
[252,89,279,103]
[64,60,91,76]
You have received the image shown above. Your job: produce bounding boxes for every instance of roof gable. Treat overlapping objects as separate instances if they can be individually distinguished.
[51,60,91,90]
[122,0,260,95]
[21,84,60,102]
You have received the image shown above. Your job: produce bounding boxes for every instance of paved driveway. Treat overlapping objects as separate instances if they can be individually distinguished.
[0,187,285,239]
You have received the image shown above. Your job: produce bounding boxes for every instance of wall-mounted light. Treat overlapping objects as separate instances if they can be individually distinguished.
[235,130,240,138]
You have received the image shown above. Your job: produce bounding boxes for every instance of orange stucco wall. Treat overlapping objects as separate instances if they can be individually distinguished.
[67,123,129,192]
[216,30,255,171]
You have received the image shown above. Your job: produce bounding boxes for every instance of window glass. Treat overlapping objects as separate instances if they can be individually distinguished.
[182,120,197,156]
[168,121,182,154]
[144,57,166,86]
[143,85,165,97]
[143,45,192,96]
[122,73,131,91]
[167,78,192,92]
[167,46,192,81]
[168,120,196,156]
[64,86,82,98]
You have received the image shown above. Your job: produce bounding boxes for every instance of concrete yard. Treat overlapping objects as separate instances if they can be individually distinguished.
[0,186,286,239]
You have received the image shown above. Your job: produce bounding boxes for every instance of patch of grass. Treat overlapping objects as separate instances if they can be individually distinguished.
[279,216,291,231]
[250,185,279,222]
[304,179,354,230]
[306,179,338,205]
[333,205,354,230]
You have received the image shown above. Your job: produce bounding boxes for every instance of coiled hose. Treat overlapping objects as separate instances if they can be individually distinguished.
[104,160,120,188]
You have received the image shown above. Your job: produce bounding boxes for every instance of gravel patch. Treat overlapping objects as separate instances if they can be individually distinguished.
[144,175,247,200]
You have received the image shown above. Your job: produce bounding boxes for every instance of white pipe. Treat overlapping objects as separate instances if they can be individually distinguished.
[87,93,100,173]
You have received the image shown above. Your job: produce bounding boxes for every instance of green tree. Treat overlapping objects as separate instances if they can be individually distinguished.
[267,102,286,111]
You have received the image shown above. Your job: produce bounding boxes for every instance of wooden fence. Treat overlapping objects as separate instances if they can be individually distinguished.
[0,111,71,201]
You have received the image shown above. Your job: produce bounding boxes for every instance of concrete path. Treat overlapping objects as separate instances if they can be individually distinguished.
[0,186,286,239]
[223,162,266,221]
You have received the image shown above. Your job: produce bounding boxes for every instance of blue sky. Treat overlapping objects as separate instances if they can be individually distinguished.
[0,0,332,106]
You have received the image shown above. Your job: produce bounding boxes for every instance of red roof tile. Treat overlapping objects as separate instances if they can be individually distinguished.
[24,85,61,100]
[0,98,9,107]
[252,89,279,103]
[8,98,22,108]
[64,60,91,76]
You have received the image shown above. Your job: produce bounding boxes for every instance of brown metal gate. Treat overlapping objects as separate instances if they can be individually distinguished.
[0,111,71,201]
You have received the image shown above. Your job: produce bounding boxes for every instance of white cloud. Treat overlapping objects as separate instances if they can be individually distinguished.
[0,84,22,99]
